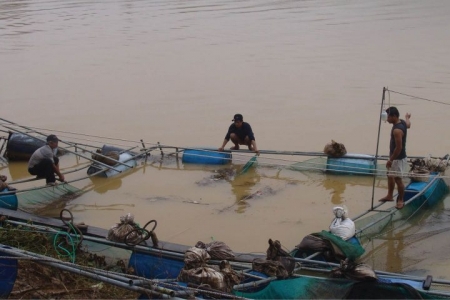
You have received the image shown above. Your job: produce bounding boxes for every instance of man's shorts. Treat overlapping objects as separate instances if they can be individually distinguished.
[387,158,408,178]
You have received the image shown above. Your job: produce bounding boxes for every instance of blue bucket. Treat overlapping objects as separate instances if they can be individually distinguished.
[182,149,231,165]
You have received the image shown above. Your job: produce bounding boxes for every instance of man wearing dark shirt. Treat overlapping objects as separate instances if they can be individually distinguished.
[378,107,411,209]
[218,114,259,154]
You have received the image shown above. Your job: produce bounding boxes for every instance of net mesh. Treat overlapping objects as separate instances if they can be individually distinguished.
[17,183,82,213]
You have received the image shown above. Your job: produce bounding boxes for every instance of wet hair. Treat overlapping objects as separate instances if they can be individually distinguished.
[386,106,399,117]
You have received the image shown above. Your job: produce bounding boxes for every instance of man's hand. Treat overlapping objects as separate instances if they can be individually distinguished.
[218,147,224,152]
[405,113,411,120]
[386,160,393,168]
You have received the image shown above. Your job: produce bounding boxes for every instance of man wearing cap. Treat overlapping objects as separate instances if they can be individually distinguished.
[378,107,411,209]
[218,114,259,154]
[28,134,65,186]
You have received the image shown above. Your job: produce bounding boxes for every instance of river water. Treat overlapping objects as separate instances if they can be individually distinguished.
[2,0,450,280]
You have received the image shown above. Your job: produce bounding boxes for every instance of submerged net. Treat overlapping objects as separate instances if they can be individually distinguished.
[17,183,82,213]
[289,157,328,173]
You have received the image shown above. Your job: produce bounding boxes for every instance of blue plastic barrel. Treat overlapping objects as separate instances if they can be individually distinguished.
[182,149,231,165]
[326,155,375,175]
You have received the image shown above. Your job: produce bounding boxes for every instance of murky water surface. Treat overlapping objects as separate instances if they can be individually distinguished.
[2,0,450,279]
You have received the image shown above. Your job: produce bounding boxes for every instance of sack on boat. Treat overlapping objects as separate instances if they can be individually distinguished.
[183,247,211,269]
[329,217,355,241]
[219,260,243,292]
[295,234,330,253]
[409,156,449,179]
[295,234,343,262]
[177,266,227,292]
[266,239,291,260]
[330,260,378,281]
[323,140,347,158]
[317,230,364,261]
[0,181,7,190]
[106,213,144,244]
[252,258,291,279]
[0,175,10,190]
[295,231,364,262]
[195,240,235,260]
[409,168,430,182]
[265,239,295,276]
[92,149,120,166]
[179,247,241,292]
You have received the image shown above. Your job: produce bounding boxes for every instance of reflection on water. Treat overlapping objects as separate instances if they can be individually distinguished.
[89,176,123,194]
[6,161,30,181]
[229,167,261,213]
[322,175,347,205]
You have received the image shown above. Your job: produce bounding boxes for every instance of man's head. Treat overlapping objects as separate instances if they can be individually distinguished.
[46,134,59,148]
[232,113,243,128]
[386,107,399,117]
[386,107,399,123]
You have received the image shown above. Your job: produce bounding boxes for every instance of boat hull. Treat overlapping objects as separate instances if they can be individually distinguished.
[0,189,18,211]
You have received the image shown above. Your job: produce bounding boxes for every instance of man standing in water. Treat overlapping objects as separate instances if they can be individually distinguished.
[218,114,259,154]
[379,107,411,209]
[28,134,65,186]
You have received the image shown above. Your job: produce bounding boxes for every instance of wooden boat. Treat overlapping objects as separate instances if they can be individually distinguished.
[1,207,450,299]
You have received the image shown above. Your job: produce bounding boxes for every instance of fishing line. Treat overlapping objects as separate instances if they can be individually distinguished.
[387,89,450,106]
